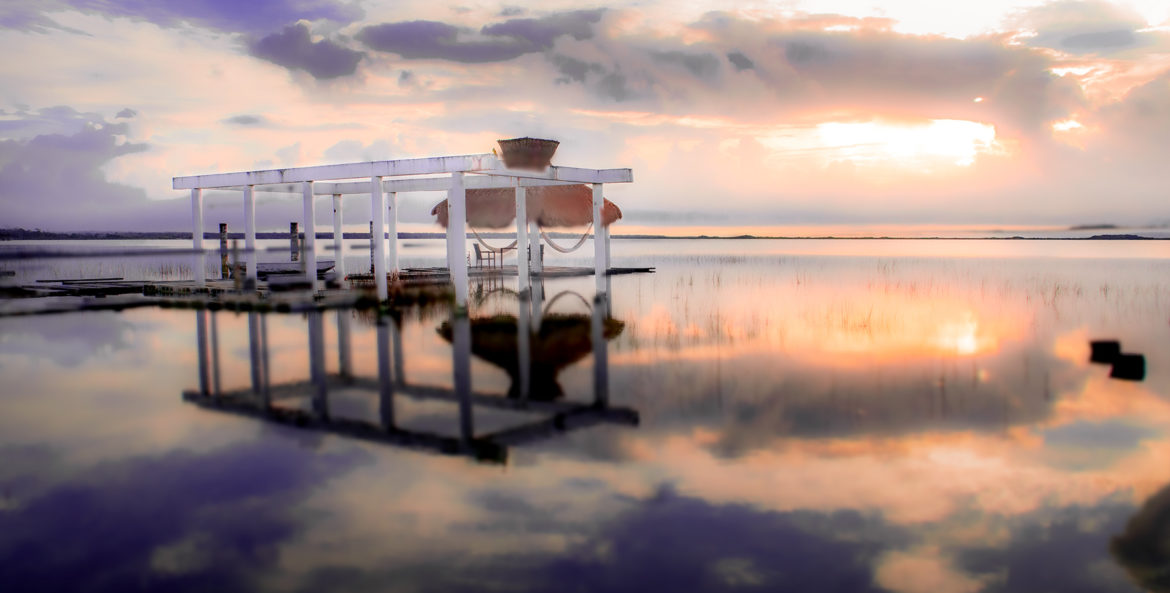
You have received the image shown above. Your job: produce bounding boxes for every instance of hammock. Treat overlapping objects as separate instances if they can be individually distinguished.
[471,226,518,253]
[540,223,593,254]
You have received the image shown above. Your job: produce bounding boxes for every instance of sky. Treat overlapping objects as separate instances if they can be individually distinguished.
[0,0,1168,233]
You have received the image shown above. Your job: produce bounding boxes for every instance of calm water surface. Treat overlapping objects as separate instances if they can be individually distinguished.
[1,239,1169,592]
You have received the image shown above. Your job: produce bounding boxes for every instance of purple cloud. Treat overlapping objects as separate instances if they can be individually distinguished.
[66,0,361,33]
[358,9,604,63]
[0,107,188,232]
[250,23,363,79]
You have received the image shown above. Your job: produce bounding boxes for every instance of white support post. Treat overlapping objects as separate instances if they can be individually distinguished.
[515,181,530,296]
[191,188,205,285]
[529,219,542,274]
[604,224,611,270]
[387,191,399,275]
[449,172,469,309]
[302,181,317,290]
[593,183,605,296]
[331,193,345,278]
[244,185,257,283]
[370,175,387,301]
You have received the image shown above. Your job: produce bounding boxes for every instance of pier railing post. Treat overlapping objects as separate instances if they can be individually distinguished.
[370,175,387,301]
[388,190,399,275]
[332,193,345,278]
[191,188,205,286]
[244,185,257,284]
[449,172,469,309]
[592,183,605,296]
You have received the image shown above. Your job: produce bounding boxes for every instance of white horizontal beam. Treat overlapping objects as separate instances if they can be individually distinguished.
[475,165,633,184]
[215,173,622,196]
[174,154,499,189]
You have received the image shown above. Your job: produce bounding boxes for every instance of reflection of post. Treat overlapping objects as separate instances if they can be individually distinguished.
[337,309,353,379]
[517,291,531,400]
[332,193,346,279]
[196,310,210,396]
[308,310,328,418]
[592,295,609,407]
[248,312,263,394]
[259,313,271,404]
[532,278,544,332]
[302,181,318,291]
[391,317,405,389]
[452,314,473,443]
[210,310,222,396]
[377,318,394,428]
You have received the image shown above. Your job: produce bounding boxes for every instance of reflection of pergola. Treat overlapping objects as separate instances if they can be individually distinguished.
[183,295,638,464]
[174,153,633,305]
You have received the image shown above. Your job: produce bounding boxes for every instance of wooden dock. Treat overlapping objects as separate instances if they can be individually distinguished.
[1,265,653,317]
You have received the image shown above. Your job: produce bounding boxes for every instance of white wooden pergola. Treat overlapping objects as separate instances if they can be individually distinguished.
[174,154,633,306]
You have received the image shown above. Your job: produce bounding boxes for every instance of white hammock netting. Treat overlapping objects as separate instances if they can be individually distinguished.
[471,224,595,255]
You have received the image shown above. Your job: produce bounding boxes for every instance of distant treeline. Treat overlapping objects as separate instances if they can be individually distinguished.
[1,228,1163,241]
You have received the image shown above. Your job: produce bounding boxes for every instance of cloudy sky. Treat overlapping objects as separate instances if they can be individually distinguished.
[1,0,1168,233]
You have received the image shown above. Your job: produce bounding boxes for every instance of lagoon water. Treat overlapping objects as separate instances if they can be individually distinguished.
[2,238,1169,592]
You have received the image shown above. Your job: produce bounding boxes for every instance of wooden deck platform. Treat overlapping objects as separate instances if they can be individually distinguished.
[1,266,653,317]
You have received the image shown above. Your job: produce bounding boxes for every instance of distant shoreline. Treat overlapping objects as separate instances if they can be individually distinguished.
[0,229,1165,241]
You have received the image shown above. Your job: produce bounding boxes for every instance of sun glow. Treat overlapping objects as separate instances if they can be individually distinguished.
[815,119,998,168]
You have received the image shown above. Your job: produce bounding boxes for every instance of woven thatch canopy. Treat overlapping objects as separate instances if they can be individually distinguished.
[431,184,622,229]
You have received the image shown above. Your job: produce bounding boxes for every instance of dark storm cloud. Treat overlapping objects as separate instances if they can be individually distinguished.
[1061,29,1136,50]
[250,23,363,80]
[651,50,721,81]
[1011,0,1163,56]
[727,51,754,71]
[551,54,602,83]
[222,114,267,126]
[287,486,903,592]
[358,9,604,63]
[957,500,1141,593]
[0,437,366,592]
[0,107,188,232]
[66,0,360,34]
[1112,482,1170,593]
[480,9,603,46]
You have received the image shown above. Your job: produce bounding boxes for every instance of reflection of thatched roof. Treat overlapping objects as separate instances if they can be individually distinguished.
[1112,483,1170,592]
[438,313,624,399]
[431,185,622,229]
